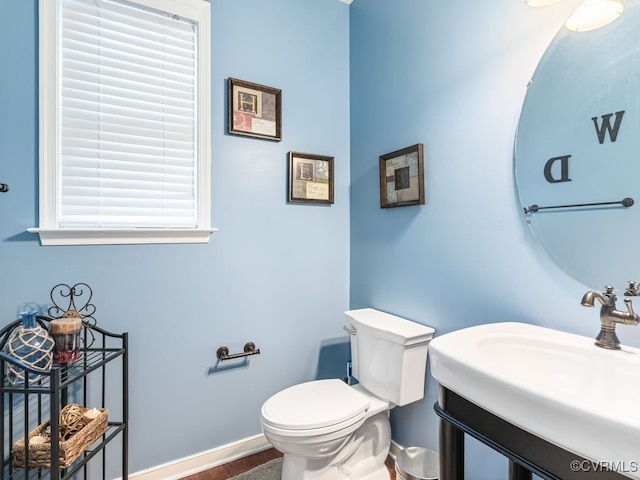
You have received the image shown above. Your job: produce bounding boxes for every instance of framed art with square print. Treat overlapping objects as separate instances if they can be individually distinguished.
[288,152,334,205]
[228,78,282,141]
[379,143,425,208]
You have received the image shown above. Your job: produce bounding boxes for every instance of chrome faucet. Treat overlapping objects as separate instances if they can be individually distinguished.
[581,285,640,349]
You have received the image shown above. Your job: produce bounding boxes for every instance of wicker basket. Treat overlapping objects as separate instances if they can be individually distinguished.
[12,408,109,469]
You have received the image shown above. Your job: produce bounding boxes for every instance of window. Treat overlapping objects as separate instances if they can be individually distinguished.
[31,0,214,245]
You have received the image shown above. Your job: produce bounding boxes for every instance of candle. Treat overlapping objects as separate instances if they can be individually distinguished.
[50,314,82,364]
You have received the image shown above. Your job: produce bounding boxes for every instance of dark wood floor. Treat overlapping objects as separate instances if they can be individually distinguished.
[180,448,396,480]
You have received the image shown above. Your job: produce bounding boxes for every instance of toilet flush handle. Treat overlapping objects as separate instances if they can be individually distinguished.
[343,325,356,335]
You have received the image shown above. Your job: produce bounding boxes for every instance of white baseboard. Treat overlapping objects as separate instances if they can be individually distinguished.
[117,435,403,480]
[389,439,403,460]
[117,434,271,480]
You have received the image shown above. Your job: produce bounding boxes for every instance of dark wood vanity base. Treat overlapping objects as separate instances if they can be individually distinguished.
[435,387,628,480]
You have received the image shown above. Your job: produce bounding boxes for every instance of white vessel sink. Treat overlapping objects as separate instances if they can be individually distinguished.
[429,322,640,478]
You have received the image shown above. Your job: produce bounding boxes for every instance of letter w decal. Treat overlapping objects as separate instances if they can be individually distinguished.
[592,111,625,144]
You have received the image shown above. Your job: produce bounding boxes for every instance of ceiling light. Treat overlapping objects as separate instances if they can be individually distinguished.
[525,0,562,6]
[565,0,624,31]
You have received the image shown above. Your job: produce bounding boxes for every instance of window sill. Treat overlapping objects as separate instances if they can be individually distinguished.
[27,228,218,246]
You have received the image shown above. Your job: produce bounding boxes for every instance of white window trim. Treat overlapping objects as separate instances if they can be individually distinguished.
[30,0,216,246]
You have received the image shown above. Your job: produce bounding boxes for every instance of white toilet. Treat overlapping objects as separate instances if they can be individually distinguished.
[260,308,435,480]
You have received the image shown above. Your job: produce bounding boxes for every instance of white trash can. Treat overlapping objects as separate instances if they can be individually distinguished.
[395,447,439,480]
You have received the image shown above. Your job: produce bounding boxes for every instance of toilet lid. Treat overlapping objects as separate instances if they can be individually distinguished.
[261,379,370,430]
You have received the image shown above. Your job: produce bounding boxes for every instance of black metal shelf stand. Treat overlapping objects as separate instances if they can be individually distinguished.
[0,316,128,479]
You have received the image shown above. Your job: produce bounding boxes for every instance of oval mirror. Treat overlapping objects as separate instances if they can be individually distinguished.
[515,0,640,293]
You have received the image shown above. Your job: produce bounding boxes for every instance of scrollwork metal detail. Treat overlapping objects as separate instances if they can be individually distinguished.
[47,283,97,349]
[48,283,96,325]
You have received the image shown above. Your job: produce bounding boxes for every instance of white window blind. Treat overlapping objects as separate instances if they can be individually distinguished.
[34,0,213,245]
[61,0,198,227]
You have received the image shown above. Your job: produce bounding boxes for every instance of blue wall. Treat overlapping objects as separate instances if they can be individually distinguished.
[348,0,640,478]
[0,0,350,475]
[3,0,637,478]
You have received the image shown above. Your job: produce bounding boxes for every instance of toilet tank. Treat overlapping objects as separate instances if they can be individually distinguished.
[345,308,434,407]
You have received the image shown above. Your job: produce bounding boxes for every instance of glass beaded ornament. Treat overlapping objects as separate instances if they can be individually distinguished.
[4,304,54,385]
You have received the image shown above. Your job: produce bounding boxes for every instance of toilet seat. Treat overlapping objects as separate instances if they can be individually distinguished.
[260,379,370,436]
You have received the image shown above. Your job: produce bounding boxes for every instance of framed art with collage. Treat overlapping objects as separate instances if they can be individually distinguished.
[288,152,334,205]
[228,78,282,141]
[379,143,425,208]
